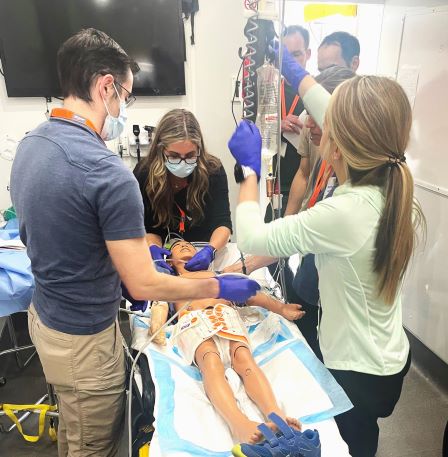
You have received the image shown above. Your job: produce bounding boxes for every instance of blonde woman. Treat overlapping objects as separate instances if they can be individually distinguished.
[228,48,425,457]
[133,109,232,272]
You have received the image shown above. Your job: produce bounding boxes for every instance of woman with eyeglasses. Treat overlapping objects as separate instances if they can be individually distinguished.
[133,109,232,272]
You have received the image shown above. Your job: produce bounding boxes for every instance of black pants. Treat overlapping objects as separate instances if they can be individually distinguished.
[330,351,411,457]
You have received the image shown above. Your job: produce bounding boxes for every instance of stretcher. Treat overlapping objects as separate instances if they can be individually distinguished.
[126,243,352,457]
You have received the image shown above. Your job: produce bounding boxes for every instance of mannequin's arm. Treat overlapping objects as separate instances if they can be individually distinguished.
[149,301,169,345]
[247,293,304,321]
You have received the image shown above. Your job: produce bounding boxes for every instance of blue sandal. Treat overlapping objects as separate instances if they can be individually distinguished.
[232,412,321,457]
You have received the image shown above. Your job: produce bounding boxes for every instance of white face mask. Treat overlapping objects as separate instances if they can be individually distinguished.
[100,83,128,141]
[165,160,197,178]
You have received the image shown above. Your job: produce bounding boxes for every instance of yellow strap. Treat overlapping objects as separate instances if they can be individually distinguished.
[304,4,357,22]
[1,403,57,443]
[139,443,150,457]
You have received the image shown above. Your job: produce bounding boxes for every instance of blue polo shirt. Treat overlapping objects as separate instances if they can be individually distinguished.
[11,115,145,335]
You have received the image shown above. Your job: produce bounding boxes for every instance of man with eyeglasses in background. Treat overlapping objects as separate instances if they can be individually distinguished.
[10,29,260,456]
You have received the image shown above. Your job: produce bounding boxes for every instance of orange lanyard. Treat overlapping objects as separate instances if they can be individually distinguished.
[175,203,186,234]
[281,79,300,120]
[308,160,334,208]
[50,108,98,134]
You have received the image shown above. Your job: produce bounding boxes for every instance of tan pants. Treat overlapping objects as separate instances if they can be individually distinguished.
[28,303,126,457]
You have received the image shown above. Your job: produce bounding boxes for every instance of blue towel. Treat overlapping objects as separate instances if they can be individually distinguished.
[0,221,34,317]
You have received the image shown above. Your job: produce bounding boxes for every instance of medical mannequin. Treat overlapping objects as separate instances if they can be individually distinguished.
[150,240,304,443]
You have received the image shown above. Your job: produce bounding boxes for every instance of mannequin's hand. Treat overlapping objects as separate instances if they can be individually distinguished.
[185,245,215,271]
[280,303,305,321]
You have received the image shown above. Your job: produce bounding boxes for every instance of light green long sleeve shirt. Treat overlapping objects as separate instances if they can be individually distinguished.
[236,184,409,375]
[236,84,409,376]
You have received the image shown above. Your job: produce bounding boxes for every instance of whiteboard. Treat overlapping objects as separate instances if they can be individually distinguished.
[397,9,448,193]
[397,8,448,364]
[402,186,448,363]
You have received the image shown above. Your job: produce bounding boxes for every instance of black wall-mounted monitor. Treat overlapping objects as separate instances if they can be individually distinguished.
[0,0,186,97]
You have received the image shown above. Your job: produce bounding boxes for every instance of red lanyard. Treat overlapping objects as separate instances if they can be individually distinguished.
[308,160,334,208]
[281,79,300,120]
[50,108,98,134]
[175,203,186,234]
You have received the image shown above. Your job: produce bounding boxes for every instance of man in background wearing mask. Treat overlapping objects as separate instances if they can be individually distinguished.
[10,28,259,456]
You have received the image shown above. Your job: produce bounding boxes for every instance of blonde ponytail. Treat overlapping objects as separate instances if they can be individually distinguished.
[326,76,426,304]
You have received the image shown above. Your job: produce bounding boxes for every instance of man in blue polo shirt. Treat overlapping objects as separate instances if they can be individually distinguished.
[10,28,258,456]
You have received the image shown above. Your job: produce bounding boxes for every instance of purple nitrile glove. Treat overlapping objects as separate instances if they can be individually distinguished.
[277,45,309,93]
[184,245,215,272]
[215,274,260,303]
[228,120,262,179]
[149,244,174,274]
[121,282,147,312]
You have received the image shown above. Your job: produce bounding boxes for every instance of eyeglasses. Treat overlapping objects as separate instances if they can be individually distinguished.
[115,81,137,108]
[164,150,200,165]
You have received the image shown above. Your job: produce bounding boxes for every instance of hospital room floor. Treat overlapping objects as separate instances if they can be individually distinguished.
[1,312,447,457]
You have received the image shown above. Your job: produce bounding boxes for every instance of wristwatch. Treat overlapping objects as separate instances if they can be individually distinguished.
[234,163,259,183]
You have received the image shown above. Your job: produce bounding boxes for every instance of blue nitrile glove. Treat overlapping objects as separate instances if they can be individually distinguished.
[228,120,262,179]
[184,245,215,272]
[277,45,309,93]
[149,244,174,274]
[121,283,148,312]
[215,274,260,302]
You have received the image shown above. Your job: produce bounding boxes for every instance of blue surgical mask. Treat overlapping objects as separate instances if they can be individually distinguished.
[165,160,197,178]
[100,84,128,141]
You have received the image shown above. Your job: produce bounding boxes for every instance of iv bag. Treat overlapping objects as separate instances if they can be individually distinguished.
[255,63,280,161]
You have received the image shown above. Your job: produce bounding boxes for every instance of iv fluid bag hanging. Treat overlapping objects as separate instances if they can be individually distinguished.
[255,64,280,161]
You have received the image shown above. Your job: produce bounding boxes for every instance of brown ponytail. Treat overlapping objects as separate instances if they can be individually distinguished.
[375,162,423,303]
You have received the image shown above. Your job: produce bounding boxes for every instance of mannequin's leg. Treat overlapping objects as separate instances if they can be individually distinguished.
[195,339,261,443]
[230,341,301,433]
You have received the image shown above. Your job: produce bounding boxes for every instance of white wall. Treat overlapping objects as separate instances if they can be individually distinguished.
[377,0,448,77]
[0,0,246,228]
[378,0,448,363]
[284,2,384,75]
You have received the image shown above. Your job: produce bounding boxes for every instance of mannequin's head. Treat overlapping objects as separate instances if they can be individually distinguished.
[170,240,197,271]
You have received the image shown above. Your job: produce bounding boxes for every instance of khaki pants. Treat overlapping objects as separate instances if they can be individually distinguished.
[28,303,126,457]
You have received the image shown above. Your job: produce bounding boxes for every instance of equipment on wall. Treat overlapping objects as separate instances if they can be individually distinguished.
[182,0,200,45]
[133,125,141,162]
